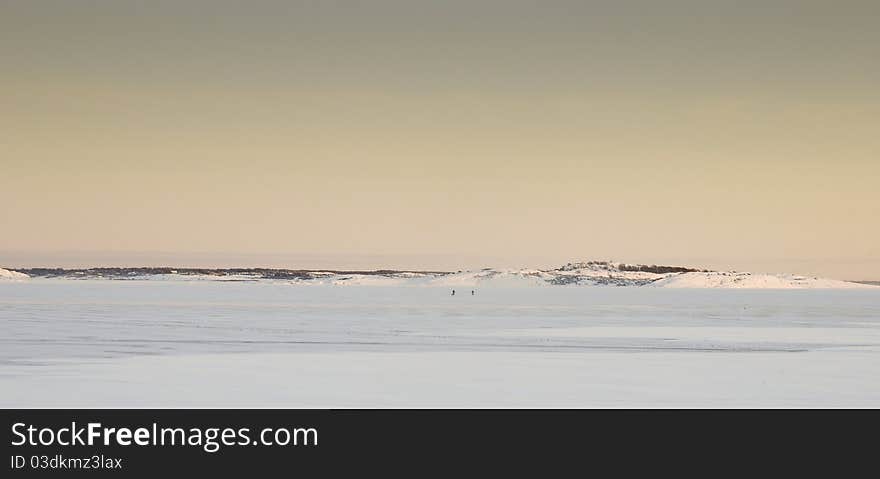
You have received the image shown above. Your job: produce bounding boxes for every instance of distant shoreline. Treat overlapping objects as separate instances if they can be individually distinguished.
[3,263,878,289]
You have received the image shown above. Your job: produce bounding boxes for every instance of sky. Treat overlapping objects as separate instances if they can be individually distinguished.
[2,1,878,278]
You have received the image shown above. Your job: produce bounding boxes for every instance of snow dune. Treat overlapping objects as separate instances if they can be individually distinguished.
[0,268,28,280]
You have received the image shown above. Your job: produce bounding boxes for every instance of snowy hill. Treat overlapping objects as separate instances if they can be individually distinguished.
[7,262,877,289]
[0,268,28,280]
[420,262,875,289]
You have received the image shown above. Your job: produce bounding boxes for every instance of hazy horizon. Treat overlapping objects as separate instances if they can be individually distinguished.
[3,1,878,280]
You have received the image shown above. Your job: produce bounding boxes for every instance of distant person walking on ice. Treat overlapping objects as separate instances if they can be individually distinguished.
[451,290,455,296]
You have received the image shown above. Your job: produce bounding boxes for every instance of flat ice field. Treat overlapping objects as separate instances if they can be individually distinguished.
[1,280,879,407]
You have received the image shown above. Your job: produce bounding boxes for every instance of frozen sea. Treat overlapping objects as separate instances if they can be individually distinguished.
[1,279,879,407]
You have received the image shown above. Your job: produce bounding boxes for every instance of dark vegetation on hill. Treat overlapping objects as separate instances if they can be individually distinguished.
[8,261,713,282]
[558,261,707,274]
[617,264,708,274]
[12,267,450,280]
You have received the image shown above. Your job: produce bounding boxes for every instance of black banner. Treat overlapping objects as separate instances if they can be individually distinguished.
[2,409,875,476]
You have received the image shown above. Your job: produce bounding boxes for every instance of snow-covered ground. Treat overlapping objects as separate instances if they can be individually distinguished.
[0,268,28,280]
[649,271,870,289]
[1,279,878,407]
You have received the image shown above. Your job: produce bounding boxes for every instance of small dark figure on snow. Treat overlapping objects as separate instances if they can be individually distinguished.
[451,290,455,296]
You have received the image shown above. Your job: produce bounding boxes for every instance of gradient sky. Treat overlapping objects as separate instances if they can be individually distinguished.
[2,1,879,278]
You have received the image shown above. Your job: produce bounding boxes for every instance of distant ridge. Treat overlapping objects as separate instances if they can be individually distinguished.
[8,267,449,280]
[3,262,876,289]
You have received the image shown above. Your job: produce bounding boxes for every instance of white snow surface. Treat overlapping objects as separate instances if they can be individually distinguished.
[0,268,28,280]
[649,271,872,289]
[1,280,879,407]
